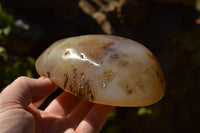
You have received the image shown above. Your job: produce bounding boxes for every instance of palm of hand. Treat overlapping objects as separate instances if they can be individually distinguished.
[0,77,113,133]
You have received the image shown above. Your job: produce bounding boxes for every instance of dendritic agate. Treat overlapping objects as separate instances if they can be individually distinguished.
[35,35,165,107]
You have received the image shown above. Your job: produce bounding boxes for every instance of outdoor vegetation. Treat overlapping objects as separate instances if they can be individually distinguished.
[0,0,200,132]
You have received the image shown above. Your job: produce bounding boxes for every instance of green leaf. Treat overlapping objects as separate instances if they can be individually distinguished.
[137,104,161,120]
[0,4,13,40]
[0,12,13,28]
[0,46,8,61]
[26,56,35,67]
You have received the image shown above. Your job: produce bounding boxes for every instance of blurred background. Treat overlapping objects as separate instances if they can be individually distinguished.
[0,0,200,132]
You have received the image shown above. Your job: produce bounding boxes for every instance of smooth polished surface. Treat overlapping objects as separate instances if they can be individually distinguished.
[36,35,165,107]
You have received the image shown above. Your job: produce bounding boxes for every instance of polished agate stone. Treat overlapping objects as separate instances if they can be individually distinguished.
[35,35,165,107]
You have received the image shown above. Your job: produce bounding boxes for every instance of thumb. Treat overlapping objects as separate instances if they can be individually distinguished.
[0,76,56,108]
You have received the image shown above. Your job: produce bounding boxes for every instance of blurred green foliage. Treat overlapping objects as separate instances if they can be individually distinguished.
[0,3,36,89]
[0,55,36,88]
[0,3,13,44]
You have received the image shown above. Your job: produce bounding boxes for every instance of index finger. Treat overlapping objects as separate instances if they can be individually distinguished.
[0,76,57,108]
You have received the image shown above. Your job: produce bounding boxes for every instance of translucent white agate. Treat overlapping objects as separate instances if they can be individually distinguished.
[36,35,165,107]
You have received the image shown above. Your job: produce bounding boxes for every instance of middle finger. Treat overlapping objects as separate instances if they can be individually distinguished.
[45,91,81,117]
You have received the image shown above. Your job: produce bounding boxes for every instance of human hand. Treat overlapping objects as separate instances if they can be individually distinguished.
[0,76,114,133]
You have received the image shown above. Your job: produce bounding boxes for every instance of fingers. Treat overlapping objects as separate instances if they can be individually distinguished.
[76,104,114,133]
[44,90,113,132]
[0,76,56,108]
[66,101,94,128]
[43,99,113,133]
[45,91,81,117]
[43,90,114,132]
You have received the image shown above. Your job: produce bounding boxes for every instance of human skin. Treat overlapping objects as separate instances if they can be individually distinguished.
[0,76,114,133]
